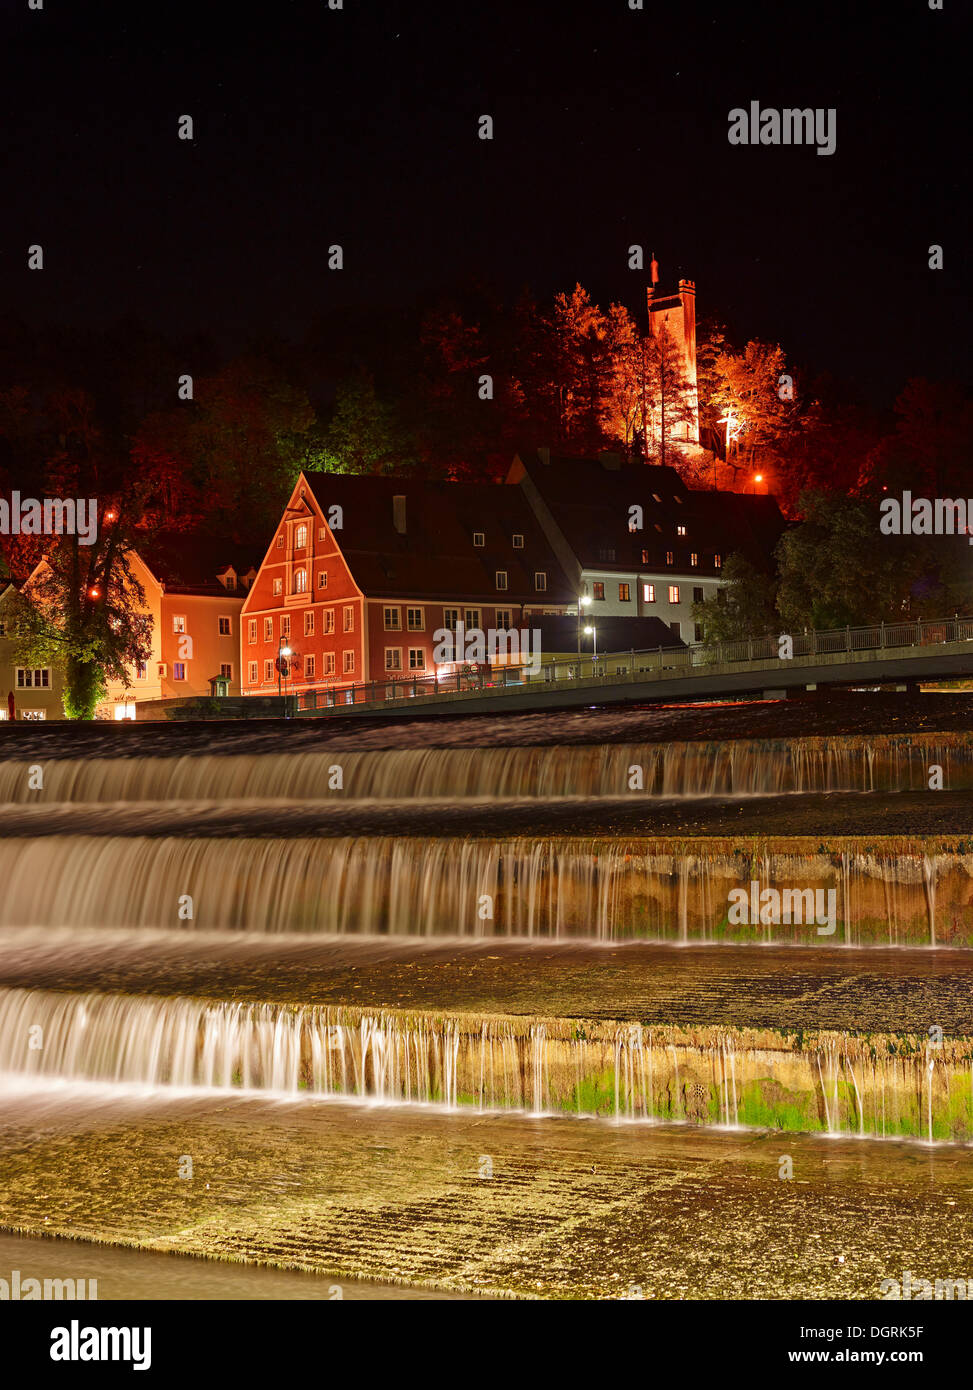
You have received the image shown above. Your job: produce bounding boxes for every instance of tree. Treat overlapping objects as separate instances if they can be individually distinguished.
[691,552,778,643]
[314,372,413,475]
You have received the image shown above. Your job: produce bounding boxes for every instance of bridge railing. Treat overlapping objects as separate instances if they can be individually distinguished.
[292,613,973,713]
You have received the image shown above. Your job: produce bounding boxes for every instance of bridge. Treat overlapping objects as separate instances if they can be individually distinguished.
[293,615,973,718]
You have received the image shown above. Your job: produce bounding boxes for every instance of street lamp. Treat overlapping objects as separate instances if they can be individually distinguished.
[277,640,292,697]
[576,593,591,660]
[584,624,598,661]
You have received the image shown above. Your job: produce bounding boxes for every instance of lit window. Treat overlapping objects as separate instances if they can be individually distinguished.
[248,662,258,684]
[273,578,283,596]
[318,570,327,589]
[324,609,335,634]
[276,536,284,549]
[324,652,336,675]
[343,605,354,632]
[281,615,291,637]
[264,660,273,681]
[385,648,402,672]
[714,554,722,568]
[220,663,233,680]
[343,650,355,673]
[677,525,687,537]
[592,582,605,601]
[534,572,547,591]
[690,553,698,567]
[666,551,674,565]
[495,571,508,590]
[295,524,307,549]
[264,618,273,641]
[248,619,257,644]
[16,668,50,688]
[384,607,401,631]
[618,583,631,602]
[304,610,315,636]
[294,569,307,594]
[219,616,231,635]
[668,585,680,604]
[318,527,327,541]
[643,583,655,603]
[305,655,316,678]
[172,615,186,634]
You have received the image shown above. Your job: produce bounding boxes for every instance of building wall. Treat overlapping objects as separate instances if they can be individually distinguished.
[159,592,245,699]
[580,568,722,641]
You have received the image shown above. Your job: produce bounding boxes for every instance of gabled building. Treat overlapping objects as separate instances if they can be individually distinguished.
[0,535,257,720]
[240,472,577,697]
[507,448,787,644]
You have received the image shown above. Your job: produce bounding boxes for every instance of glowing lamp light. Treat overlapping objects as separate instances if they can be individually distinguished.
[88,586,101,599]
[280,646,292,658]
[105,510,117,522]
[583,626,594,635]
[754,474,763,484]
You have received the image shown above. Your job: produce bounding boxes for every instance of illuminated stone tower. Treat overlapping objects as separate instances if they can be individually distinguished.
[646,273,700,446]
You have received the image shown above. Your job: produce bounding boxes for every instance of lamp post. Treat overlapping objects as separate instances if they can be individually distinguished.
[277,639,292,698]
[584,624,598,661]
[576,593,591,660]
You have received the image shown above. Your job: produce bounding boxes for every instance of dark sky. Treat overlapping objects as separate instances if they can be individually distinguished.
[1,0,967,405]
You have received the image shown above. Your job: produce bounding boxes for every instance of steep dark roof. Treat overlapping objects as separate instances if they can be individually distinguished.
[303,473,574,603]
[140,531,262,596]
[530,613,687,653]
[510,449,786,574]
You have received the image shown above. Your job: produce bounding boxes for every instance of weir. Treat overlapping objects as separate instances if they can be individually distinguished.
[0,988,967,1142]
[0,834,969,943]
[0,732,969,802]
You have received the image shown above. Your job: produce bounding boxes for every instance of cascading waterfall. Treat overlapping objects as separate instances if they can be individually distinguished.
[1,988,968,1142]
[0,732,969,803]
[0,834,968,944]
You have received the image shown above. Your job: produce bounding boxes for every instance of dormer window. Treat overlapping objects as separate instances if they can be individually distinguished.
[512,534,524,548]
[676,525,687,537]
[473,532,485,547]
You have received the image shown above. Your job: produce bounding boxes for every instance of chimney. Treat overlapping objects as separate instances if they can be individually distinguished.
[392,494,407,534]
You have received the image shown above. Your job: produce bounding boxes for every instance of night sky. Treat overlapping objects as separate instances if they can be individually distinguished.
[2,0,967,405]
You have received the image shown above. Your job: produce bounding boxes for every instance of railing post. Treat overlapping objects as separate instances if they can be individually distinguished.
[880,620,885,649]
[845,626,851,652]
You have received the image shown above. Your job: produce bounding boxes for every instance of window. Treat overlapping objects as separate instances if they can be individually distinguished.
[318,570,327,589]
[248,662,258,684]
[642,583,656,603]
[384,606,401,631]
[465,608,480,630]
[670,621,681,638]
[135,661,147,679]
[20,710,46,720]
[690,553,698,567]
[248,619,257,644]
[324,608,335,634]
[473,532,485,547]
[220,663,233,680]
[324,652,336,676]
[224,574,236,591]
[305,655,316,678]
[172,615,186,634]
[318,527,327,541]
[219,616,231,635]
[668,585,681,604]
[295,524,307,549]
[512,533,524,548]
[173,662,186,681]
[666,551,674,565]
[16,668,50,688]
[407,607,424,631]
[714,554,722,568]
[385,648,402,672]
[495,571,508,590]
[592,582,606,601]
[652,493,662,503]
[264,660,274,681]
[343,650,355,674]
[496,608,512,630]
[641,550,649,564]
[597,548,616,562]
[693,587,704,604]
[443,607,459,632]
[304,610,315,636]
[343,606,354,632]
[694,623,704,642]
[281,614,291,638]
[534,572,547,592]
[294,569,307,594]
[676,525,687,537]
[409,648,425,670]
[276,535,284,549]
[273,578,283,596]
[264,618,273,641]
[618,583,631,602]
